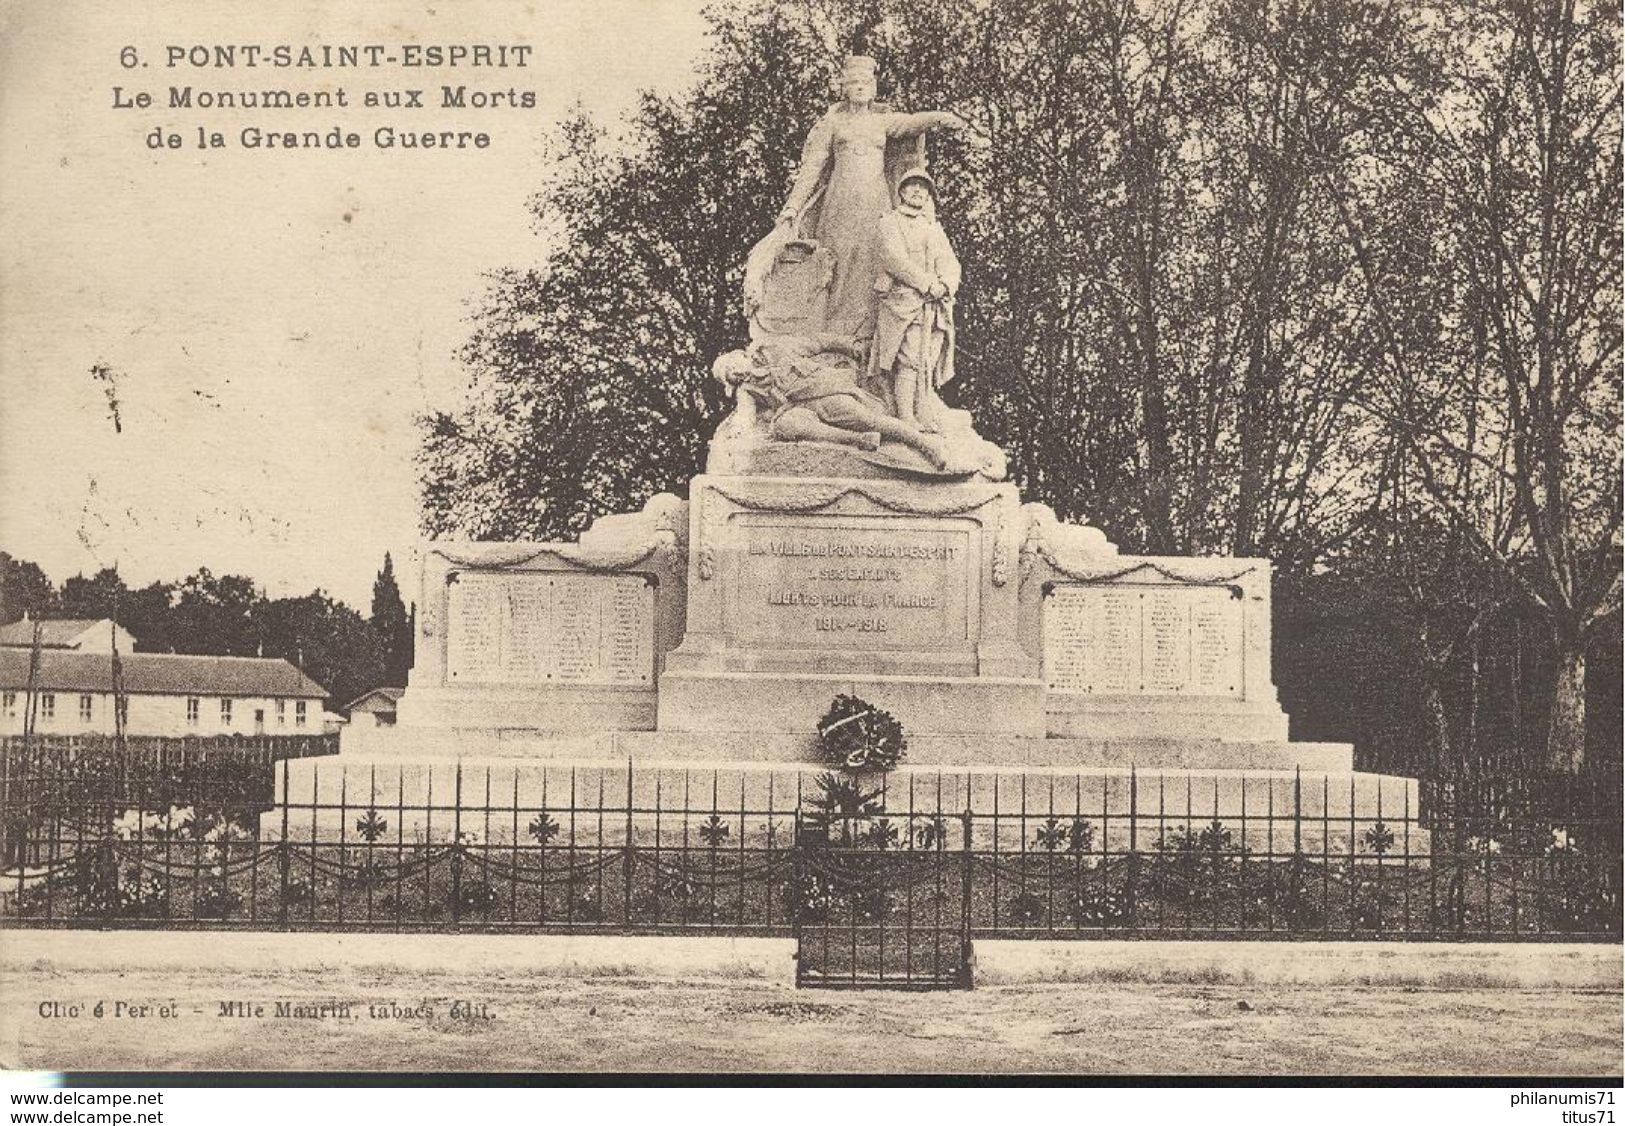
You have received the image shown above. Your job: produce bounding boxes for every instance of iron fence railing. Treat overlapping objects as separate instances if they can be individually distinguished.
[1,749,1617,942]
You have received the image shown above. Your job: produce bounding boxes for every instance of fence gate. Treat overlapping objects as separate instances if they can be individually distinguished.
[792,811,973,990]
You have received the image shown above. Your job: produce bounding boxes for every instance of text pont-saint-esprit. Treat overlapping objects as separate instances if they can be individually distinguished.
[154,44,533,69]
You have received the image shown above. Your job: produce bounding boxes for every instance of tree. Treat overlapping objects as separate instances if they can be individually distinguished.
[57,567,131,621]
[424,0,1431,565]
[122,582,180,654]
[0,553,55,623]
[1331,0,1623,771]
[167,569,261,656]
[370,553,413,687]
[254,593,385,709]
[421,0,1620,772]
[420,6,835,540]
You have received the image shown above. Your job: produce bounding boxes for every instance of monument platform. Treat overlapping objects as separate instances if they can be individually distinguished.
[309,463,1419,853]
[313,471,1403,847]
[340,724,1352,772]
[271,751,1423,856]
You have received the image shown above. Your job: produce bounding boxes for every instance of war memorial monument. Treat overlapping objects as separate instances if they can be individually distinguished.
[297,56,1416,842]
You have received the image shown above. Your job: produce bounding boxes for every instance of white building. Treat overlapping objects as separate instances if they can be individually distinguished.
[0,649,328,737]
[343,686,403,727]
[0,617,137,655]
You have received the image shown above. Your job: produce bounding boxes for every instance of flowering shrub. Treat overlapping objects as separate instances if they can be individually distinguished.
[1008,890,1046,926]
[198,815,252,870]
[1540,881,1620,934]
[195,881,242,919]
[1159,820,1237,857]
[1068,886,1133,927]
[451,878,501,914]
[796,871,836,923]
[338,854,391,888]
[1546,828,1580,856]
[116,867,168,916]
[1255,857,1326,929]
[1067,818,1096,855]
[912,815,950,850]
[1463,835,1505,873]
[282,870,315,907]
[851,884,892,922]
[110,805,198,841]
[70,852,167,918]
[655,864,700,902]
[1464,835,1503,855]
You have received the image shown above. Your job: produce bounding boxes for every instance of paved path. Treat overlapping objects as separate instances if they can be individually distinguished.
[2,932,1619,1076]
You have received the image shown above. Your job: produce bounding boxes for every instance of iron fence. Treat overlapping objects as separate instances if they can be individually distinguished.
[0,752,1617,943]
[795,814,974,989]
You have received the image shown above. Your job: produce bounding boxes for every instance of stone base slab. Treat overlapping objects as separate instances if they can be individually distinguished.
[269,754,1423,855]
[655,669,1047,737]
[1046,694,1291,741]
[341,724,1353,773]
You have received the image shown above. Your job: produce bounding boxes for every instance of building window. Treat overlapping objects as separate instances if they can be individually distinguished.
[276,699,286,726]
[79,694,94,722]
[2,691,15,718]
[220,698,233,726]
[39,693,55,721]
[187,697,200,726]
[295,700,308,727]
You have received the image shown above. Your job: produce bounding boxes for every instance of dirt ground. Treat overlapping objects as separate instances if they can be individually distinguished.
[2,941,1620,1076]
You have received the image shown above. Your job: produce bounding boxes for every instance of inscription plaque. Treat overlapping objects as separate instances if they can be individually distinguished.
[725,514,978,651]
[446,571,654,685]
[1045,584,1242,695]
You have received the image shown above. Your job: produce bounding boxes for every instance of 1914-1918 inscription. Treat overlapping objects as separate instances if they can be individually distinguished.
[1044,584,1242,696]
[726,514,976,650]
[445,571,654,685]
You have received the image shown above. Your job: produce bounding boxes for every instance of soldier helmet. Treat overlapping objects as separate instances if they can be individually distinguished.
[897,168,937,197]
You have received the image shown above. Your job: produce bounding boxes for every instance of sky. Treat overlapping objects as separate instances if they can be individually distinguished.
[0,0,712,609]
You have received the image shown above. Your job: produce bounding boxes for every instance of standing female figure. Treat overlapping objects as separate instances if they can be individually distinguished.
[751,56,963,341]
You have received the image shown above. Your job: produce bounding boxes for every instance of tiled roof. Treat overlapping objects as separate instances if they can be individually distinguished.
[344,686,405,712]
[0,649,328,698]
[0,618,112,648]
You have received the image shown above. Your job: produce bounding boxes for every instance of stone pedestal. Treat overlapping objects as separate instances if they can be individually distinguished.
[394,495,687,734]
[1015,508,1290,742]
[657,473,1044,736]
[383,474,1310,776]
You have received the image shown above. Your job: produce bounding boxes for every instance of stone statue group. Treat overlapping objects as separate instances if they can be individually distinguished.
[713,56,1003,479]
